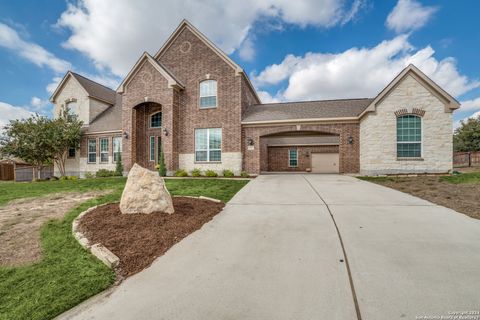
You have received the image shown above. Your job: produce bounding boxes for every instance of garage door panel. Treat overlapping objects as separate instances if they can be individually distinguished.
[311,153,339,173]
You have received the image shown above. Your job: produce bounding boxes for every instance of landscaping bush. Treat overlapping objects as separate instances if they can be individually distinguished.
[191,168,202,177]
[240,171,250,178]
[49,176,59,181]
[59,176,69,181]
[222,169,234,177]
[115,155,123,176]
[84,172,95,179]
[95,169,115,178]
[157,145,167,177]
[68,176,78,181]
[174,169,188,177]
[205,170,218,177]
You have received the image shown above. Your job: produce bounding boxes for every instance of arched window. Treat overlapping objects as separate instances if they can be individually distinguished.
[65,101,78,121]
[397,115,421,158]
[199,80,217,108]
[150,112,162,128]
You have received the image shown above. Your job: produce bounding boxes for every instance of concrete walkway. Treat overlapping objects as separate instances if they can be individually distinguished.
[59,175,480,320]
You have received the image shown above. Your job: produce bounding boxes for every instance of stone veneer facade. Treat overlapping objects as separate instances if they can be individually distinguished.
[360,74,453,175]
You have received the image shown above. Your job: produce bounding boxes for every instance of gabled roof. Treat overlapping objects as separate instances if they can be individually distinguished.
[85,95,122,133]
[242,98,373,124]
[359,64,460,118]
[117,52,184,93]
[49,71,116,104]
[154,19,260,103]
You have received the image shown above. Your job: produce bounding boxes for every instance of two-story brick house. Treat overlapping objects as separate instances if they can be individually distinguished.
[50,20,459,177]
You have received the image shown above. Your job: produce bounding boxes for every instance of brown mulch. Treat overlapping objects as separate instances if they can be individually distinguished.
[370,176,480,219]
[78,197,224,277]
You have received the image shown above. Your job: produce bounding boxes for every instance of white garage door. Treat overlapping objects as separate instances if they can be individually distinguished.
[311,153,339,173]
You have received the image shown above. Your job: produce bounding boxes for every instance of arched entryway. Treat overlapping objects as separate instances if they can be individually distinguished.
[260,130,340,173]
[132,102,163,170]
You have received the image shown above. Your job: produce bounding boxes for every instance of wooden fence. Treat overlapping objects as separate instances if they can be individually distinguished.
[453,151,480,167]
[0,163,14,180]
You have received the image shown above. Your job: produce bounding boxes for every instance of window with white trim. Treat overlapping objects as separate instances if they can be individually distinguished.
[195,128,221,162]
[289,149,298,167]
[149,136,155,162]
[88,139,96,163]
[151,112,162,128]
[113,137,122,163]
[65,101,78,121]
[397,115,421,158]
[199,80,217,108]
[100,138,109,163]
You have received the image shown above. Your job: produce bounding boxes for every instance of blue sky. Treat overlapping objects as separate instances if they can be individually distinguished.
[0,0,479,129]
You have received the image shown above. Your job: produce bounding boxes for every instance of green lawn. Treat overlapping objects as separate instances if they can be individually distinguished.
[0,178,248,320]
[440,171,480,184]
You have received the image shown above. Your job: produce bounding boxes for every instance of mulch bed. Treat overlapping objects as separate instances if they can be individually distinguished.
[78,197,224,277]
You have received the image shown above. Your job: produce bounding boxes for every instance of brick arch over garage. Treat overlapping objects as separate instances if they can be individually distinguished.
[242,122,360,174]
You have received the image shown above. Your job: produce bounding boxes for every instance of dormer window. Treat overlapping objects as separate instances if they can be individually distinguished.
[151,112,162,128]
[199,80,217,108]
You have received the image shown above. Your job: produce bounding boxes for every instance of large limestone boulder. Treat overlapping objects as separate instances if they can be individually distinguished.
[120,163,174,214]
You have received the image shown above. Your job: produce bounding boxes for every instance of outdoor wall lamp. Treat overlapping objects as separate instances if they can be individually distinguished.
[347,136,354,144]
[123,131,129,139]
[163,128,169,136]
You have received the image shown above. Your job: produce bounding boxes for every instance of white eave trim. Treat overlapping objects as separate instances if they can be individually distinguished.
[49,71,89,103]
[117,52,184,93]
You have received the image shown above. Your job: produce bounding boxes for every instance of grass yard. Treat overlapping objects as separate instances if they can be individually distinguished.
[0,178,248,320]
[359,171,480,219]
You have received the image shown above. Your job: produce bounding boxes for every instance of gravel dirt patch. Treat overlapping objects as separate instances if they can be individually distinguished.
[367,176,480,219]
[0,191,110,267]
[78,197,225,277]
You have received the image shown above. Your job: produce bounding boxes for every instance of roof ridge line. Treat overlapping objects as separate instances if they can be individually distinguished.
[255,97,374,106]
[70,71,116,92]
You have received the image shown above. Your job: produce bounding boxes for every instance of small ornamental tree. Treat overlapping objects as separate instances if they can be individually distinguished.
[0,115,53,180]
[115,154,123,176]
[50,108,83,177]
[454,115,480,152]
[158,145,167,177]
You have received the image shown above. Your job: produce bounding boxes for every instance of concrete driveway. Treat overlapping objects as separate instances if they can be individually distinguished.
[60,175,480,320]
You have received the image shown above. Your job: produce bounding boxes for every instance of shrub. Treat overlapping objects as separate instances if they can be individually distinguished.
[205,170,218,177]
[59,176,69,181]
[222,169,234,177]
[240,171,250,178]
[84,172,95,179]
[96,169,115,178]
[49,176,59,181]
[158,145,167,177]
[68,176,78,181]
[115,154,123,176]
[174,169,188,177]
[191,168,202,177]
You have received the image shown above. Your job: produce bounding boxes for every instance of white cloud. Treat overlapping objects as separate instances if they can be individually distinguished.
[30,96,49,110]
[454,110,480,130]
[257,90,281,103]
[238,37,256,62]
[0,23,71,73]
[253,35,479,102]
[386,0,438,33]
[0,102,35,131]
[459,97,480,112]
[56,0,364,76]
[46,77,63,95]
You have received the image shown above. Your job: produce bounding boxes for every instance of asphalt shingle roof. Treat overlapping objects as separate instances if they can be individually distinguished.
[71,72,117,104]
[242,98,374,122]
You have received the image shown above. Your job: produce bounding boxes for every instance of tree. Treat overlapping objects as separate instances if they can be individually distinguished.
[158,144,167,177]
[115,154,123,176]
[454,115,480,152]
[0,115,53,180]
[50,108,83,177]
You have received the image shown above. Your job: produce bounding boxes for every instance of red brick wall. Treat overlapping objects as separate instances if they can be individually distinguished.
[267,145,339,171]
[242,123,360,174]
[157,27,245,155]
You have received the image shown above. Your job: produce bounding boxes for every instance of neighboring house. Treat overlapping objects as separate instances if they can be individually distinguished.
[50,20,459,177]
